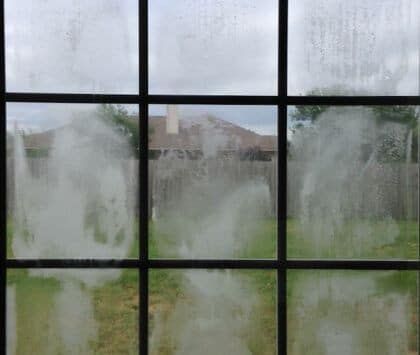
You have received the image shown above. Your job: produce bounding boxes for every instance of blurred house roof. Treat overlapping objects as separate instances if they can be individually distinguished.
[149,115,277,152]
[22,129,55,150]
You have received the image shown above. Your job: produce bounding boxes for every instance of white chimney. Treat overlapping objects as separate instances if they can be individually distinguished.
[166,105,179,134]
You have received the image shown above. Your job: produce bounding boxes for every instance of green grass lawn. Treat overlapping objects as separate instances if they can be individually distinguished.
[7,269,139,355]
[6,217,419,354]
[149,218,277,259]
[149,217,419,260]
[287,218,419,259]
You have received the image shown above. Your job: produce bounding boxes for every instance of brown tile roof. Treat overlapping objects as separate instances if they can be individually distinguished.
[149,115,277,151]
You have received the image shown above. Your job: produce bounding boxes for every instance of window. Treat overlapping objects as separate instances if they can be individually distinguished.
[1,1,418,354]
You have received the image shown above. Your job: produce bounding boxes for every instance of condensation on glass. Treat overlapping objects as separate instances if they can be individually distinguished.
[149,0,278,95]
[288,270,419,355]
[288,0,420,96]
[5,0,139,93]
[6,103,139,259]
[7,269,139,354]
[148,105,277,259]
[149,269,277,355]
[287,106,419,259]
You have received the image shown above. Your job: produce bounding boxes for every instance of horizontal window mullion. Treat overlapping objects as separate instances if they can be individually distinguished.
[287,259,419,270]
[287,96,420,106]
[5,92,142,104]
[147,95,279,105]
[148,259,280,269]
[5,259,418,270]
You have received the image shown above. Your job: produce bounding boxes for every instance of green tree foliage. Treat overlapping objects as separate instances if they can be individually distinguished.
[371,106,418,128]
[292,87,419,127]
[290,88,419,162]
[290,87,353,122]
[96,104,139,157]
[291,105,327,123]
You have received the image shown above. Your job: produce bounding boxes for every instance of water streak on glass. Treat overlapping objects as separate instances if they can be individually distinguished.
[287,106,419,259]
[288,270,419,355]
[5,0,138,93]
[289,0,420,95]
[150,269,277,355]
[7,103,139,259]
[149,0,278,95]
[149,105,277,259]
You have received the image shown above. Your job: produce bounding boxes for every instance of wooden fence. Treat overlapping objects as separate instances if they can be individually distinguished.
[7,158,418,220]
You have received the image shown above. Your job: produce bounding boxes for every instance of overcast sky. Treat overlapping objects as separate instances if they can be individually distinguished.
[5,0,419,133]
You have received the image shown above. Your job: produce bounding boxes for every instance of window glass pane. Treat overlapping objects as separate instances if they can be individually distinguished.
[7,269,139,354]
[289,0,420,96]
[149,0,278,95]
[7,103,139,259]
[287,106,419,259]
[5,0,138,93]
[288,270,419,355]
[150,269,277,354]
[149,105,277,259]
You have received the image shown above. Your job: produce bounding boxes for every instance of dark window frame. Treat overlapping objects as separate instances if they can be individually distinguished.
[0,1,418,354]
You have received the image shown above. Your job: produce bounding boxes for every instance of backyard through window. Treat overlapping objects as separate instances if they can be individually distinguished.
[1,1,419,355]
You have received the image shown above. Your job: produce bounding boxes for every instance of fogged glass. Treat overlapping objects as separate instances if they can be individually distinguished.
[149,0,278,95]
[7,269,139,354]
[149,269,277,355]
[288,0,420,96]
[149,105,277,259]
[5,0,138,93]
[287,106,419,259]
[288,270,419,355]
[6,103,139,258]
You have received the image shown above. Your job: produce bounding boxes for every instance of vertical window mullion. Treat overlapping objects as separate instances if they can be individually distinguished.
[278,104,288,355]
[1,0,6,352]
[139,102,149,355]
[278,1,288,354]
[139,0,149,354]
